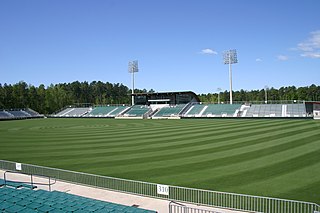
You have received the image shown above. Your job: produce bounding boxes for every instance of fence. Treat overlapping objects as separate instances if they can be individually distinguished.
[0,160,319,213]
[169,201,221,213]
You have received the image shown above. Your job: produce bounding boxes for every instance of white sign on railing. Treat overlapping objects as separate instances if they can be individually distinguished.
[16,163,22,171]
[157,184,169,196]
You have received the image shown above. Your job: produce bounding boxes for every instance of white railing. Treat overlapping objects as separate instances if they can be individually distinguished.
[169,201,221,213]
[0,160,319,213]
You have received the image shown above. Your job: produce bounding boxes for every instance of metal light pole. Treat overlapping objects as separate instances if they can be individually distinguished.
[217,87,222,104]
[264,85,269,104]
[128,60,139,106]
[223,50,238,105]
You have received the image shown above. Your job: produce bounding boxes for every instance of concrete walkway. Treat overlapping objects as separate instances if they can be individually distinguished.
[0,170,244,213]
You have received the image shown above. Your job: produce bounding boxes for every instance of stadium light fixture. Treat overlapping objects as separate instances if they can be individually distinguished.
[128,60,139,106]
[223,49,238,104]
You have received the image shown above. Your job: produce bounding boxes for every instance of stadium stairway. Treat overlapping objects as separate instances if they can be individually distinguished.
[0,179,157,213]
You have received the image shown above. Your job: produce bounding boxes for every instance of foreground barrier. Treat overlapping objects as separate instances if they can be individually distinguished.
[0,160,319,213]
[169,201,221,213]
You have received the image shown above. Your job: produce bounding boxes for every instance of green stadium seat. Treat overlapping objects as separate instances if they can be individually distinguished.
[7,196,22,204]
[50,209,66,213]
[0,186,157,213]
[5,204,26,213]
[26,202,43,210]
[38,204,56,212]
[73,209,90,213]
[62,206,80,212]
[5,180,37,189]
[20,208,38,213]
[51,203,66,210]
[16,198,32,207]
[0,201,12,210]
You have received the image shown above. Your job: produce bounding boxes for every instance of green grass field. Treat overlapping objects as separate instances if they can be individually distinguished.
[0,118,319,203]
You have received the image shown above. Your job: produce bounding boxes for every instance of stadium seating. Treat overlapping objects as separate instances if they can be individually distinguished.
[8,110,30,118]
[183,104,241,117]
[203,104,241,117]
[286,104,306,117]
[65,108,90,117]
[55,107,90,117]
[54,106,130,118]
[86,106,118,117]
[153,104,186,117]
[0,185,157,213]
[107,105,130,117]
[0,109,42,120]
[184,104,206,117]
[52,103,308,119]
[0,179,36,190]
[244,103,307,117]
[55,108,74,117]
[245,104,282,117]
[123,105,151,117]
[23,108,41,117]
[0,111,14,119]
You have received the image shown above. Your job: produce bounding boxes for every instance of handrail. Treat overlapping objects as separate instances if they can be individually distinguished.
[4,170,56,191]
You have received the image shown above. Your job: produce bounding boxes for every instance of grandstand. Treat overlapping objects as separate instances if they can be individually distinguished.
[243,103,307,117]
[122,105,151,118]
[49,91,320,119]
[286,103,307,117]
[52,100,317,119]
[244,104,282,117]
[86,106,117,117]
[0,179,156,213]
[0,108,43,120]
[54,107,90,117]
[54,105,130,118]
[152,104,186,118]
[86,105,129,117]
[185,103,241,117]
[0,110,14,119]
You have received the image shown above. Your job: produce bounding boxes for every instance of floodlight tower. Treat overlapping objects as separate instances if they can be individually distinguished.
[264,85,269,104]
[217,87,222,104]
[223,49,238,104]
[128,60,139,106]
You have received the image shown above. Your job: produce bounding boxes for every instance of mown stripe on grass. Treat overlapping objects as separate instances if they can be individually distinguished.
[103,130,320,179]
[0,119,309,156]
[1,119,315,166]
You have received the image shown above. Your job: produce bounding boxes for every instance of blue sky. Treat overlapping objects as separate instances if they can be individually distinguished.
[0,0,319,94]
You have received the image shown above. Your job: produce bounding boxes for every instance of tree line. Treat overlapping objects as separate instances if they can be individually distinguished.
[198,84,320,104]
[0,81,319,114]
[0,81,151,114]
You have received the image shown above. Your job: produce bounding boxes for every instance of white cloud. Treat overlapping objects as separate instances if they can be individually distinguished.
[255,58,262,62]
[296,30,320,58]
[277,55,289,61]
[200,48,218,55]
[301,52,320,58]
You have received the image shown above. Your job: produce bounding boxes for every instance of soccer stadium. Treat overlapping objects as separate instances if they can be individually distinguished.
[1,89,320,213]
[1,1,320,213]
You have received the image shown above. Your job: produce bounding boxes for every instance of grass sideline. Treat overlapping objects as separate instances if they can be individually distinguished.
[0,118,319,203]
